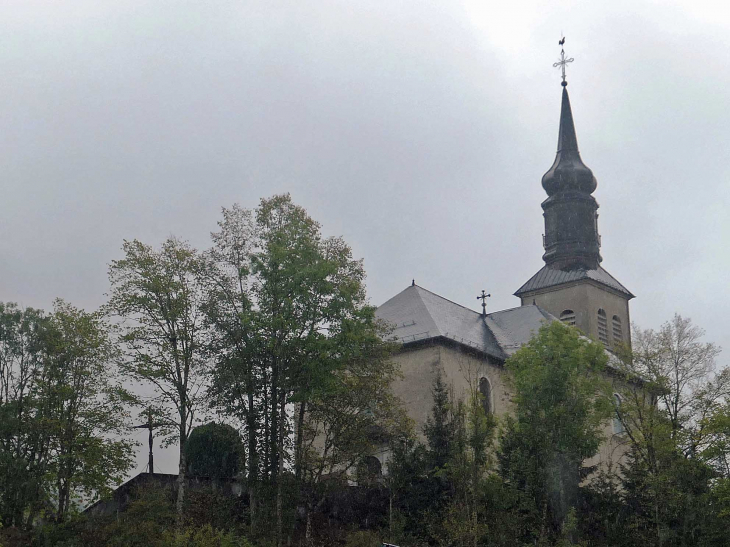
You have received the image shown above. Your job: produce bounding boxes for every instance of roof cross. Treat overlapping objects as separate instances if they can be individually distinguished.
[477,290,491,317]
[553,37,574,86]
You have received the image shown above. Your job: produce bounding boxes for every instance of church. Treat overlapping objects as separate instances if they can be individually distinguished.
[375,65,634,468]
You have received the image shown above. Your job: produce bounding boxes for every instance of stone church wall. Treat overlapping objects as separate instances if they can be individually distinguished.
[388,341,631,474]
[389,342,511,442]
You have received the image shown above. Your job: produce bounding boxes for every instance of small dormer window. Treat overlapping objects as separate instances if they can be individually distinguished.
[560,309,576,326]
[597,309,608,346]
[612,315,623,343]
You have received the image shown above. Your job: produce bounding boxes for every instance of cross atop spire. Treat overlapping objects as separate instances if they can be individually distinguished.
[553,37,574,87]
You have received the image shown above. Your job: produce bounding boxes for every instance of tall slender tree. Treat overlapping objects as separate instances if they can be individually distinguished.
[0,303,49,528]
[43,300,134,522]
[202,204,264,527]
[107,238,209,520]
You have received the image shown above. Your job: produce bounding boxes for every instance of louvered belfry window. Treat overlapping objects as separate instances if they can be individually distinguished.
[597,309,608,346]
[560,309,576,326]
[612,315,622,342]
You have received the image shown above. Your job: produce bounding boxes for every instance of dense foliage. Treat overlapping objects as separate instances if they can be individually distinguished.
[185,423,245,480]
[0,301,134,527]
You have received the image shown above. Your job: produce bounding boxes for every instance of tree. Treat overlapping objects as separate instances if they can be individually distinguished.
[185,422,244,480]
[297,314,404,542]
[0,301,134,526]
[107,237,209,520]
[607,316,729,547]
[627,314,722,440]
[43,300,134,522]
[498,321,612,544]
[0,303,49,528]
[201,204,264,527]
[423,370,453,472]
[203,195,403,546]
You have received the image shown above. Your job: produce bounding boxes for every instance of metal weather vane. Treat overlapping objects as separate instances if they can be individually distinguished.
[553,36,574,86]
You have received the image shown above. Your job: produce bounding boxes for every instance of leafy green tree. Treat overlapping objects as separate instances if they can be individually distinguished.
[107,237,209,520]
[185,423,244,480]
[388,369,498,547]
[606,316,730,547]
[498,320,612,544]
[0,303,49,528]
[203,195,402,546]
[297,318,404,543]
[0,301,134,526]
[439,385,496,547]
[202,204,262,523]
[43,300,135,522]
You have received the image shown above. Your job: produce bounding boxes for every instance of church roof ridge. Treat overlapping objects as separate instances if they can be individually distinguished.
[487,303,531,317]
[375,283,506,359]
[411,284,483,316]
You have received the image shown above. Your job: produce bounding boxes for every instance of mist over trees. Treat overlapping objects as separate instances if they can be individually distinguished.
[2,195,730,547]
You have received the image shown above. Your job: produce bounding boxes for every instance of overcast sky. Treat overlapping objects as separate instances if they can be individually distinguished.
[2,0,729,475]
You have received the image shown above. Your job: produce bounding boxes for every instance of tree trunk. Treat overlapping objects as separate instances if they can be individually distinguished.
[270,360,279,481]
[177,429,187,528]
[56,477,68,523]
[247,384,258,532]
[295,401,306,480]
[389,490,393,539]
[276,388,286,547]
[263,375,270,481]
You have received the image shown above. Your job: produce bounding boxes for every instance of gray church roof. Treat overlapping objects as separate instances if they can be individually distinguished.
[514,265,634,298]
[376,284,556,361]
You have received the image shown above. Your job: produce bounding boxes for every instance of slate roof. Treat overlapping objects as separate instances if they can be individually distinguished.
[376,284,556,361]
[514,265,634,298]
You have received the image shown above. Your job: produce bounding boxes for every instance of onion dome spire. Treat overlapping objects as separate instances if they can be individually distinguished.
[542,86,597,195]
[541,39,602,270]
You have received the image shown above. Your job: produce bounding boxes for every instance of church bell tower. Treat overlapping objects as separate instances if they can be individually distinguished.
[515,44,634,348]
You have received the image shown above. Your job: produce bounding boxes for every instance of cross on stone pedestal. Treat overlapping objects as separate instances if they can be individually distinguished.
[477,290,491,317]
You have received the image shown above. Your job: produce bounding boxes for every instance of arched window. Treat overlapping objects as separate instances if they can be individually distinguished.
[612,315,623,342]
[560,309,576,326]
[597,309,608,346]
[479,377,492,415]
[357,456,383,485]
[612,394,625,435]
